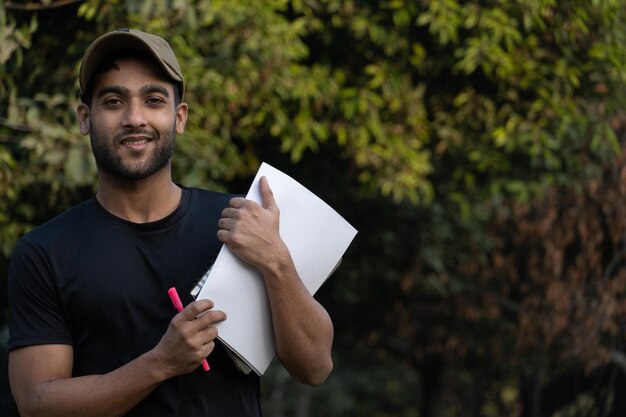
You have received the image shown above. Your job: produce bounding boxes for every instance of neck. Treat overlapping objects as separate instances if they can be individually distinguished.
[96,168,182,223]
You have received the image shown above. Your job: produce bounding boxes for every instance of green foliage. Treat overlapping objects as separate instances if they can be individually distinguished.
[2,0,626,415]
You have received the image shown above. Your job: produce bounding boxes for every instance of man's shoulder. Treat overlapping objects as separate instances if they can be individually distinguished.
[186,187,238,208]
[22,198,95,246]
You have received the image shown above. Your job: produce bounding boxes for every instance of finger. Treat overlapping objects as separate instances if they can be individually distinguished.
[259,176,277,211]
[217,217,233,230]
[201,340,216,356]
[197,324,220,343]
[181,299,215,320]
[221,207,241,219]
[195,309,227,327]
[186,339,214,366]
[228,197,246,209]
[196,340,216,363]
[216,228,229,245]
[221,207,233,218]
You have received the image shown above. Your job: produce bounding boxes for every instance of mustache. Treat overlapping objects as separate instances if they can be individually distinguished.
[114,129,157,141]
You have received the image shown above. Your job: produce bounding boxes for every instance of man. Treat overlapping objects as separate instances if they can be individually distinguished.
[7,28,333,417]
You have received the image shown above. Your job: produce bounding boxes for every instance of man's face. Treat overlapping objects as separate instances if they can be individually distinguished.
[77,57,188,180]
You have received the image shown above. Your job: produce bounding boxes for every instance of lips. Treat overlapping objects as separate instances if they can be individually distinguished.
[119,134,155,148]
[121,137,150,145]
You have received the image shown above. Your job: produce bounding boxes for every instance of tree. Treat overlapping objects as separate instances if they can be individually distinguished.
[3,0,626,415]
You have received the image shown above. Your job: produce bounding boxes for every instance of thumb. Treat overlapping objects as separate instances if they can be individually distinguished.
[259,176,277,211]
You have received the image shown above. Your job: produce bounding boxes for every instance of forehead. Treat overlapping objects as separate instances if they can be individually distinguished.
[90,57,175,96]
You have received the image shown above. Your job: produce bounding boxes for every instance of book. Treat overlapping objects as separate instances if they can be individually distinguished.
[194,162,358,375]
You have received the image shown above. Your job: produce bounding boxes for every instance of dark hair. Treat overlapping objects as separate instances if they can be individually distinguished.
[80,49,182,106]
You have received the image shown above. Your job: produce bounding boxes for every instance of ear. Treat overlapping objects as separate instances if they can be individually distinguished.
[175,102,188,135]
[76,103,90,135]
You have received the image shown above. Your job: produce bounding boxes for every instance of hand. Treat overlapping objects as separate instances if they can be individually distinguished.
[152,299,226,377]
[217,176,290,272]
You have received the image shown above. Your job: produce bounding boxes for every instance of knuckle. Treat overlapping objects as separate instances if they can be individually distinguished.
[169,319,183,332]
[187,304,201,317]
[228,233,243,248]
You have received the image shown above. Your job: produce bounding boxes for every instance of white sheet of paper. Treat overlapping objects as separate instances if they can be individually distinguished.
[196,162,358,375]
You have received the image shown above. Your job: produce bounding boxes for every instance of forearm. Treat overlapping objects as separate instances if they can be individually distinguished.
[12,300,224,417]
[14,350,167,417]
[261,255,334,385]
[217,185,334,384]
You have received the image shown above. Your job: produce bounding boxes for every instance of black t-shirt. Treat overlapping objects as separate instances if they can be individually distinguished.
[8,187,262,416]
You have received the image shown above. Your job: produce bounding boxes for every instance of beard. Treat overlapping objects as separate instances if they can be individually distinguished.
[90,123,176,180]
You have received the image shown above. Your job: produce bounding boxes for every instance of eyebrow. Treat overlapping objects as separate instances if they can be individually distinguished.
[95,84,171,99]
[96,85,129,99]
[140,84,170,98]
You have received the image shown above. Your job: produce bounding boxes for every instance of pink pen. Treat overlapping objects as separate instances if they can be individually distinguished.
[167,287,210,372]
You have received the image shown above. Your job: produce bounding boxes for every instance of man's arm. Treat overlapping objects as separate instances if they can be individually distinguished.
[9,300,225,417]
[217,176,334,386]
[257,249,334,386]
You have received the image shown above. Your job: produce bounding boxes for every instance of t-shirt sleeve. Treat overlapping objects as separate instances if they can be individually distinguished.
[7,236,73,351]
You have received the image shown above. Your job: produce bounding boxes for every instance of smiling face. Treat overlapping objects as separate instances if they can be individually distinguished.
[77,56,188,181]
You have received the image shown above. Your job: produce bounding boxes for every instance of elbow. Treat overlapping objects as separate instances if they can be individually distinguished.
[12,390,58,417]
[14,401,45,417]
[294,356,334,387]
[308,360,334,387]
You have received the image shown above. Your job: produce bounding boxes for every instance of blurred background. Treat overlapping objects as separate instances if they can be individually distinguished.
[2,0,626,416]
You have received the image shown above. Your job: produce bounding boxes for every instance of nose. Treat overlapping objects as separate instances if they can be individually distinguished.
[122,99,147,128]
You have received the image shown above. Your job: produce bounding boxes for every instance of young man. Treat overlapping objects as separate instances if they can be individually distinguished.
[7,28,333,417]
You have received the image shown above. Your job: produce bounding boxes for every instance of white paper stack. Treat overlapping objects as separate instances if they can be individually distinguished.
[195,162,358,375]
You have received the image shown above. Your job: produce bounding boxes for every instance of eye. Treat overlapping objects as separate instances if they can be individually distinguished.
[102,96,123,107]
[146,96,166,106]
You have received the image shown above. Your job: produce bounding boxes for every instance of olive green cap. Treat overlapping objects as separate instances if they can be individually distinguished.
[79,28,185,100]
